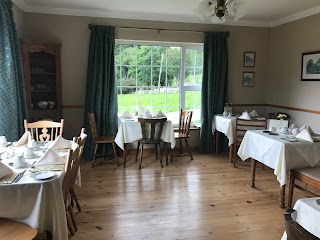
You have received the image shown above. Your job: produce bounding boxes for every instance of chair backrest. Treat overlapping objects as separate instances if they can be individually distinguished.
[235,118,267,138]
[24,119,64,141]
[88,112,98,140]
[62,145,80,204]
[71,129,87,185]
[178,109,193,136]
[138,118,167,142]
[285,209,320,240]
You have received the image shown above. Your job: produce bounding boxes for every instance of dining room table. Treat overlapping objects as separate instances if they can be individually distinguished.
[237,130,320,208]
[281,197,320,239]
[114,117,176,164]
[0,141,72,240]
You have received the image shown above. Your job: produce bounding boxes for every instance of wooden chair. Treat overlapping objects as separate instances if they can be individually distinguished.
[24,119,64,141]
[88,112,119,167]
[70,128,87,212]
[62,145,80,235]
[135,118,167,169]
[284,208,320,240]
[0,218,38,240]
[171,109,193,162]
[288,167,320,208]
[233,117,267,167]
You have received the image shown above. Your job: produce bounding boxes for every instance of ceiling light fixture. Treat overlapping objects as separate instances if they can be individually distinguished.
[194,0,248,24]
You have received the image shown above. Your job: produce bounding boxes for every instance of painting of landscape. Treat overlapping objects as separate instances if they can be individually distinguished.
[302,51,320,81]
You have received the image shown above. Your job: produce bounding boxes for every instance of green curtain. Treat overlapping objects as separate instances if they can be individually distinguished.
[200,32,229,153]
[83,25,118,160]
[0,0,27,142]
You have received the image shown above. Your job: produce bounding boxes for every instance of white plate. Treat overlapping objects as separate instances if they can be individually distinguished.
[33,171,55,180]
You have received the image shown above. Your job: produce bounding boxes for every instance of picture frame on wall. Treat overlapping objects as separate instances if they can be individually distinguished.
[243,52,255,67]
[301,51,320,81]
[243,72,254,87]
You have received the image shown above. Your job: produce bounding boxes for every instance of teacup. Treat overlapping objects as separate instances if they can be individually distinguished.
[292,128,299,135]
[14,155,26,168]
[27,140,38,149]
[0,136,7,146]
[279,127,288,133]
[24,147,34,158]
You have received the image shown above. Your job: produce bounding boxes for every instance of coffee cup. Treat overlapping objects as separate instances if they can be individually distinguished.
[292,128,299,135]
[14,155,26,168]
[27,140,38,149]
[24,147,34,158]
[0,136,7,146]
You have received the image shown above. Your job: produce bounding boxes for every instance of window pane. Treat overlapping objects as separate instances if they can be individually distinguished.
[137,66,151,87]
[137,46,151,66]
[152,46,166,66]
[167,47,181,67]
[120,45,137,65]
[185,91,201,123]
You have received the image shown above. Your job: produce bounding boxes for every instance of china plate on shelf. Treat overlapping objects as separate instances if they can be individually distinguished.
[33,171,55,180]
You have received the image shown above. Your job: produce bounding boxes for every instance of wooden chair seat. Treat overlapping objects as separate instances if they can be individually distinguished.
[0,218,38,240]
[284,209,319,240]
[95,135,115,143]
[288,167,320,208]
[173,132,189,139]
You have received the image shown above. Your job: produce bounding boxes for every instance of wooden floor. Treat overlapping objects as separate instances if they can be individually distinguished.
[70,152,307,240]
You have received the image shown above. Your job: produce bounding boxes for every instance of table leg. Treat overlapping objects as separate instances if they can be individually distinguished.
[250,158,256,188]
[279,185,286,209]
[215,130,219,154]
[229,144,233,163]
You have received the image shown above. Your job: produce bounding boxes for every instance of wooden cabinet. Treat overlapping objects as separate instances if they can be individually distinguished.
[20,40,62,121]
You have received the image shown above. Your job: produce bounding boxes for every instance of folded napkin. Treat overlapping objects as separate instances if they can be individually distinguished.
[47,136,72,150]
[249,110,259,118]
[239,111,251,120]
[295,129,314,143]
[0,162,13,179]
[14,131,32,146]
[299,124,315,134]
[34,148,66,166]
[120,111,133,119]
[153,110,166,118]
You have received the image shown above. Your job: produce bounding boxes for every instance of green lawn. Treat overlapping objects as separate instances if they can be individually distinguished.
[118,92,201,113]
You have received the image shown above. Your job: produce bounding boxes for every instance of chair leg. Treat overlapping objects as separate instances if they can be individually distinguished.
[155,144,158,159]
[233,142,237,168]
[68,205,77,231]
[135,142,140,162]
[66,214,74,236]
[165,142,168,166]
[184,138,193,160]
[91,143,98,167]
[288,172,295,208]
[123,144,127,168]
[179,138,183,154]
[139,144,144,169]
[112,143,119,166]
[70,187,81,212]
[158,144,163,168]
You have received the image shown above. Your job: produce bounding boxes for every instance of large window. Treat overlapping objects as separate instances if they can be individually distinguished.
[115,41,203,124]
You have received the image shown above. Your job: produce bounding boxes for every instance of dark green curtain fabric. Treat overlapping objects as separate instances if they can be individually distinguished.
[200,32,229,154]
[0,0,27,142]
[83,25,118,160]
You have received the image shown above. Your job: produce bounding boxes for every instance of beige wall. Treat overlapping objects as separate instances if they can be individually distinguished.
[268,14,320,132]
[20,13,269,139]
[13,3,24,37]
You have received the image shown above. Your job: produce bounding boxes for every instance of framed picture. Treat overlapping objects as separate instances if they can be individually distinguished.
[243,72,254,87]
[301,51,320,81]
[243,52,255,67]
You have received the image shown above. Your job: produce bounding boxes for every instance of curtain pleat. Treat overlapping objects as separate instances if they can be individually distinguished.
[83,25,118,160]
[200,32,229,153]
[0,0,27,141]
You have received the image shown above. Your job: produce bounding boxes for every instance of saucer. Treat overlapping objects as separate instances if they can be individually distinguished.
[13,162,28,168]
[0,142,11,147]
[24,153,38,159]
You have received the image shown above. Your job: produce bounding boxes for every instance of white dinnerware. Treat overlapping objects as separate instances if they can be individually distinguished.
[223,110,228,116]
[13,155,27,168]
[33,170,55,180]
[228,113,232,117]
[0,136,7,146]
[24,147,35,158]
[27,139,38,149]
[292,128,299,135]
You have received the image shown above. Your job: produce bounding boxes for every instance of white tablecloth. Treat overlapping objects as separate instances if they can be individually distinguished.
[0,144,71,240]
[212,114,236,146]
[238,130,320,186]
[282,197,320,239]
[114,118,176,150]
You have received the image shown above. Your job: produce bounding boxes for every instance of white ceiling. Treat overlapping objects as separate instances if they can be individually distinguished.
[13,0,320,27]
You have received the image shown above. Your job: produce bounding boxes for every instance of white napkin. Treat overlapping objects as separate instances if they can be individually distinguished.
[299,124,314,134]
[34,148,66,165]
[47,136,72,150]
[239,111,251,120]
[0,162,13,179]
[14,131,32,146]
[153,110,166,118]
[295,129,314,143]
[249,110,259,118]
[120,111,133,119]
